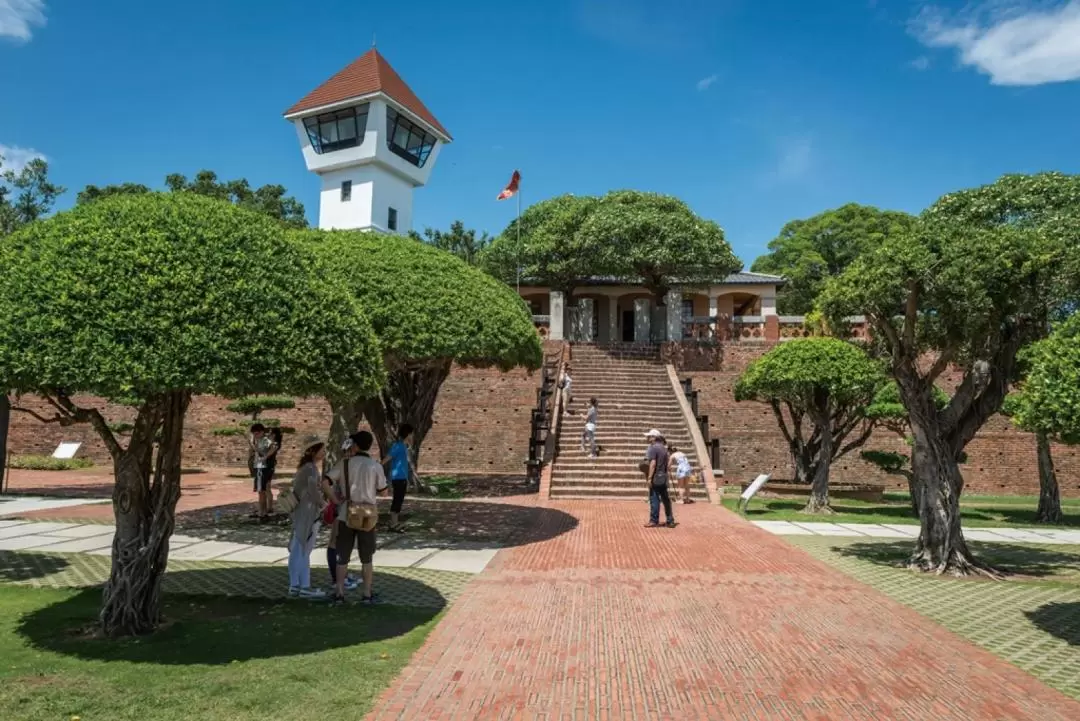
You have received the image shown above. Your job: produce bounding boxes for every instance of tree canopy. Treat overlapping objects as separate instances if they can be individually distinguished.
[0,193,382,635]
[735,337,885,512]
[751,203,916,314]
[818,172,1080,574]
[1008,313,1080,444]
[482,194,605,299]
[409,220,490,266]
[1,154,64,235]
[78,170,308,228]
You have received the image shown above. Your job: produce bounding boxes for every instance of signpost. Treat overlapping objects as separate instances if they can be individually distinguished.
[737,473,771,515]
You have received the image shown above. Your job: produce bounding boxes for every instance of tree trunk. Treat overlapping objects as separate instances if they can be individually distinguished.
[325,397,363,469]
[907,426,1000,577]
[1034,431,1063,524]
[0,394,9,491]
[802,421,833,514]
[906,440,925,520]
[100,391,190,636]
[357,360,452,493]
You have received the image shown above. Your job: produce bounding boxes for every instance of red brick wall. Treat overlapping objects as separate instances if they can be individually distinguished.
[680,343,1080,498]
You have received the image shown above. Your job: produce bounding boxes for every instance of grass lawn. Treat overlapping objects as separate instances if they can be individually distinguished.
[722,487,1080,528]
[788,536,1080,699]
[0,586,437,721]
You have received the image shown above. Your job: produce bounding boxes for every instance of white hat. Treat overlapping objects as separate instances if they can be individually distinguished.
[340,437,354,451]
[645,429,662,439]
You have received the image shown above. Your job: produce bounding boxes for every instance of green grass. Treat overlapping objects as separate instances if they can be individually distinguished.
[787,536,1080,699]
[0,586,436,721]
[9,455,94,471]
[722,487,1080,528]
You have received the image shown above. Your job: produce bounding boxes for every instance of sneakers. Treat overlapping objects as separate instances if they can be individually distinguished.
[359,593,382,606]
[298,587,327,600]
[344,576,360,591]
[666,520,678,528]
[288,586,300,597]
[644,522,659,528]
[331,593,346,607]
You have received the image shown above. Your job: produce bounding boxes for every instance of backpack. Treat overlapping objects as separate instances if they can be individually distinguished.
[342,457,379,532]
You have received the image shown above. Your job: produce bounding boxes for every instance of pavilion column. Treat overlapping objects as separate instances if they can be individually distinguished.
[708,295,719,340]
[608,297,619,345]
[549,291,565,341]
[665,289,683,342]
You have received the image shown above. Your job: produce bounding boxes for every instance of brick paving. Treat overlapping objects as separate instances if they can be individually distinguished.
[366,501,1080,720]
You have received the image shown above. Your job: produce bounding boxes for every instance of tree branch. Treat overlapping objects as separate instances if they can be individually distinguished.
[902,281,919,352]
[835,420,875,460]
[48,391,123,461]
[10,404,68,426]
[770,400,794,447]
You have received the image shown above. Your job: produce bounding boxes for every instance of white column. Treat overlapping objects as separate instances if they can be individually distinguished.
[608,297,620,344]
[665,290,682,341]
[549,291,565,341]
[633,298,651,342]
[708,295,719,340]
[762,292,778,317]
[573,298,594,341]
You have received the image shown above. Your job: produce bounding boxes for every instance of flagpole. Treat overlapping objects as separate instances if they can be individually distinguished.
[515,182,521,294]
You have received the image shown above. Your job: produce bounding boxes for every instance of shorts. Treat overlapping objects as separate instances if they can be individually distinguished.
[252,466,274,492]
[335,521,376,565]
[390,479,407,513]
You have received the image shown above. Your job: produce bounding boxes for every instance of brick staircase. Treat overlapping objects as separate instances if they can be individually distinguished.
[550,343,709,501]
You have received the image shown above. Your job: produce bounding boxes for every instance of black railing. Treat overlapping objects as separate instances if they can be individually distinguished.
[681,377,720,471]
[526,350,562,484]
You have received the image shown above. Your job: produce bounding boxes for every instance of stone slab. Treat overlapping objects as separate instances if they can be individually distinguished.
[837,524,912,539]
[880,524,920,537]
[0,497,109,517]
[376,548,442,569]
[48,524,116,539]
[415,548,499,574]
[0,534,75,551]
[963,529,1015,542]
[790,522,865,536]
[169,541,252,560]
[980,528,1061,543]
[0,522,80,539]
[36,535,115,553]
[0,520,30,529]
[216,546,290,564]
[750,520,814,535]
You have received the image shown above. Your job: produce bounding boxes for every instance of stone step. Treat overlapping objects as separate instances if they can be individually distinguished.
[549,486,709,499]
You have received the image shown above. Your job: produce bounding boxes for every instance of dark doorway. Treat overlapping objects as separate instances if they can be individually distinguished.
[621,310,635,342]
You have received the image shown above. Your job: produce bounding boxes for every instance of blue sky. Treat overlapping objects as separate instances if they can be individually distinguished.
[2,0,1079,266]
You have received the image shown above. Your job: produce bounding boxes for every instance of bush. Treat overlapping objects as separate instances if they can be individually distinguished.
[10,455,94,471]
[225,396,296,416]
[107,422,135,434]
[210,426,245,437]
[211,422,295,437]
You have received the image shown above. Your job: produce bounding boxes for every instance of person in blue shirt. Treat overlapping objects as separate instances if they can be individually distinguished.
[382,423,414,533]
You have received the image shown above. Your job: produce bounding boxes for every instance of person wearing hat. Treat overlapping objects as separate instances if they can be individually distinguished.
[323,436,360,594]
[643,429,676,528]
[322,430,389,605]
[287,436,328,599]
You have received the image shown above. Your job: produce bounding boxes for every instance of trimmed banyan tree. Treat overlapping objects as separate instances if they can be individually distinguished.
[0,193,384,636]
[299,229,543,474]
[734,337,885,513]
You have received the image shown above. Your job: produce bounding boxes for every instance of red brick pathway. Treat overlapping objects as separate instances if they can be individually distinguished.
[366,501,1080,720]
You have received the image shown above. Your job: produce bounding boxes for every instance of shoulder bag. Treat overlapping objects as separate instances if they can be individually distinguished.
[344,458,379,531]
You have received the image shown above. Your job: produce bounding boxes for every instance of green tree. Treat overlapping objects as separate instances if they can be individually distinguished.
[751,204,917,314]
[581,190,739,341]
[78,170,308,228]
[819,173,1080,576]
[1003,314,1080,524]
[0,193,383,635]
[301,229,542,477]
[734,337,885,513]
[409,220,491,265]
[0,153,65,484]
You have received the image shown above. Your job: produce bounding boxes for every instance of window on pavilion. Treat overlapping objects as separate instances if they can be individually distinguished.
[386,106,437,167]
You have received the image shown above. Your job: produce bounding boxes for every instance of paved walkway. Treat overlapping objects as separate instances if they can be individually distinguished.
[752,519,1080,544]
[365,502,1080,720]
[0,519,500,574]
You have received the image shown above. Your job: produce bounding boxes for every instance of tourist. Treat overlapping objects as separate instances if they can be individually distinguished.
[383,423,414,533]
[323,430,389,605]
[668,444,694,504]
[266,427,283,512]
[644,432,676,528]
[249,423,274,521]
[559,365,573,415]
[581,398,598,458]
[287,436,327,599]
[325,436,360,593]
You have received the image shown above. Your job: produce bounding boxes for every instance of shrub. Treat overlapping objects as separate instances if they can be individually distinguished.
[225,396,296,416]
[10,455,94,471]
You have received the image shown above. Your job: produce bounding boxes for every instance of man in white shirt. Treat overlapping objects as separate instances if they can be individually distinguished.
[322,431,388,605]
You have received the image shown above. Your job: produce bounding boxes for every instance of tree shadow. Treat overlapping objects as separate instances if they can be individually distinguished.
[1025,602,1080,645]
[832,540,1080,579]
[176,500,580,551]
[0,550,71,582]
[16,567,445,666]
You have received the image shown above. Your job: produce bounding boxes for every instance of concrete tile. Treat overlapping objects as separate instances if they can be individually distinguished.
[964,529,1014,542]
[0,534,75,551]
[880,524,920,537]
[170,534,206,545]
[0,522,80,540]
[751,521,814,535]
[982,528,1061,543]
[0,520,30,529]
[35,536,114,553]
[0,497,109,517]
[169,541,252,560]
[376,548,441,568]
[1031,530,1080,544]
[790,522,865,536]
[48,525,116,539]
[216,546,289,564]
[834,524,912,539]
[415,548,498,574]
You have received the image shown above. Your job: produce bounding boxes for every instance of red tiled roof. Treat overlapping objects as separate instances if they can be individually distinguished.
[284,49,451,140]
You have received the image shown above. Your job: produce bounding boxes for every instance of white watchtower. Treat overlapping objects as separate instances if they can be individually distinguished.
[284,49,452,234]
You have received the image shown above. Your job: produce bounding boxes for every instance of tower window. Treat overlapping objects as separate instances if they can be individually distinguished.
[340,180,352,202]
[303,103,369,154]
[386,107,436,167]
[387,207,398,232]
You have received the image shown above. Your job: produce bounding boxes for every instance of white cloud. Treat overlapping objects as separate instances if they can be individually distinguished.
[696,74,719,91]
[910,55,932,70]
[0,0,46,42]
[771,136,813,182]
[0,144,46,173]
[912,1,1080,85]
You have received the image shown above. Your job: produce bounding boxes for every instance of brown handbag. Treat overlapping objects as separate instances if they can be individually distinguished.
[343,457,378,531]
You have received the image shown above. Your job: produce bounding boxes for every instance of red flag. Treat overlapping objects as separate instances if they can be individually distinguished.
[496,170,520,201]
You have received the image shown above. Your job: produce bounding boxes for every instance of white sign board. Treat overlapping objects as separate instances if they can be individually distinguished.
[741,473,771,501]
[52,442,81,460]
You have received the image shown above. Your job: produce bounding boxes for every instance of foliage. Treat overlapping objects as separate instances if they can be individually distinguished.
[751,204,916,314]
[482,194,605,298]
[409,220,490,266]
[864,382,949,436]
[1006,313,1080,445]
[78,170,308,228]
[303,229,542,372]
[9,455,94,471]
[859,450,906,472]
[225,396,296,416]
[211,420,295,436]
[0,155,65,236]
[107,422,135,435]
[581,190,739,299]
